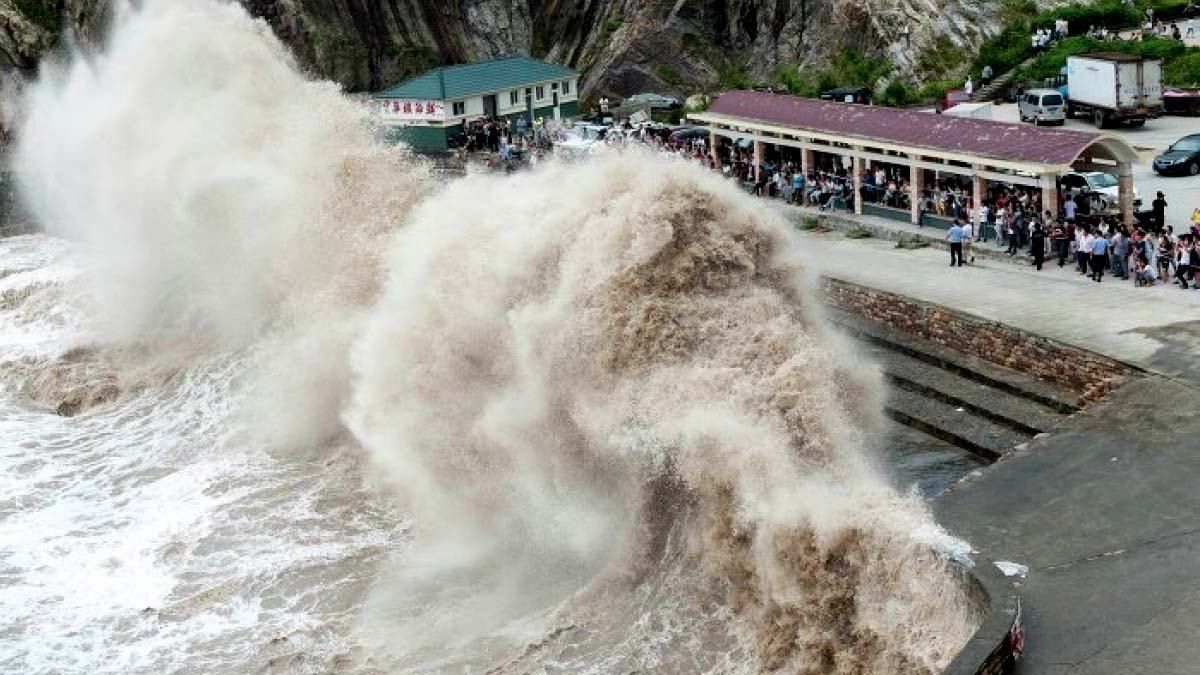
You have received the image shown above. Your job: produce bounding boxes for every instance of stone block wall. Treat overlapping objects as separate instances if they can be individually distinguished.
[821,278,1140,403]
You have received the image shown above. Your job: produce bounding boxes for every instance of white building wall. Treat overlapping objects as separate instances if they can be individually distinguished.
[438,76,581,124]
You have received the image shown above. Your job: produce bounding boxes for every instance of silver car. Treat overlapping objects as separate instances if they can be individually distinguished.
[1018,89,1066,126]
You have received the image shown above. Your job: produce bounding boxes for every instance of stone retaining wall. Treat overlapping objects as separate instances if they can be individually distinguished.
[821,278,1141,403]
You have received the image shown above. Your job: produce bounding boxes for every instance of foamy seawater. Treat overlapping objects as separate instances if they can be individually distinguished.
[0,236,407,675]
[4,1,980,672]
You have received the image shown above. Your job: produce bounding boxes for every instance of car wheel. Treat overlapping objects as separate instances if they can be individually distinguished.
[1093,109,1106,129]
[1190,161,1200,176]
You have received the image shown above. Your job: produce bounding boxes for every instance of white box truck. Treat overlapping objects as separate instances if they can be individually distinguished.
[1064,53,1163,129]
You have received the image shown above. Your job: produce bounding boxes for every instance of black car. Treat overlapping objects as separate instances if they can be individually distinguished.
[1152,134,1200,176]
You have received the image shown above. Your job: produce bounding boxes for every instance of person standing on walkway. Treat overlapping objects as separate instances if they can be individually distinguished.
[1152,191,1168,232]
[1006,211,1020,256]
[1031,221,1047,270]
[961,218,975,263]
[1077,226,1093,274]
[1052,221,1069,266]
[982,64,994,87]
[1090,230,1109,282]
[1112,227,1130,279]
[994,207,1008,249]
[947,219,965,267]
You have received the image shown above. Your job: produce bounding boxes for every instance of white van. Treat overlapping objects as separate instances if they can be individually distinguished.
[1018,89,1067,126]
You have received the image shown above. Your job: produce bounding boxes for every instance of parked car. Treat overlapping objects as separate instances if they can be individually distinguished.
[622,93,681,110]
[1018,88,1066,126]
[668,126,710,144]
[1061,171,1141,210]
[934,88,972,114]
[1152,134,1200,176]
[820,86,872,105]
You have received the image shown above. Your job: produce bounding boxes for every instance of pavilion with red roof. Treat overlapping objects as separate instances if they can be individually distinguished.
[688,90,1140,227]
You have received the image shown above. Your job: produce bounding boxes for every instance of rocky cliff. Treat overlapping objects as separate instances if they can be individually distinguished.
[1,0,999,102]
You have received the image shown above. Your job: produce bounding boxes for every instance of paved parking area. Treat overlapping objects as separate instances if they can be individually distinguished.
[987,103,1200,228]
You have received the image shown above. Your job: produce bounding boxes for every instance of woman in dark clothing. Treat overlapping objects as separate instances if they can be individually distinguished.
[1031,221,1047,270]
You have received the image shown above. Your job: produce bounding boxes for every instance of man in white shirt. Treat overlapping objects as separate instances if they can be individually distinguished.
[1079,228,1096,275]
[961,219,976,263]
[1063,196,1077,222]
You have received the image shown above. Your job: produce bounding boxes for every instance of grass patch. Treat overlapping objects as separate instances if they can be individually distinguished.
[797,216,824,231]
[602,17,623,34]
[845,225,874,239]
[895,235,931,250]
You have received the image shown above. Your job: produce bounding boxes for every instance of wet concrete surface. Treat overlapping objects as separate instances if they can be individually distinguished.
[936,376,1200,674]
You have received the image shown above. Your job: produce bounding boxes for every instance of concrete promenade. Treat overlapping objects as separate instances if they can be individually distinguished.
[788,213,1200,674]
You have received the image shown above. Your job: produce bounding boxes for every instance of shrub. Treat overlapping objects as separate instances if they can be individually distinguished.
[797,216,822,231]
[895,235,931,249]
[1015,34,1194,84]
[602,17,622,34]
[845,225,873,239]
[653,63,682,86]
[717,64,755,90]
[1164,51,1200,87]
[15,0,59,33]
[916,36,968,79]
[917,78,962,101]
[878,80,917,106]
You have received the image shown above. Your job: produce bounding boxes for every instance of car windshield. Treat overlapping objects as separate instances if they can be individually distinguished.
[1090,174,1118,188]
[1169,138,1200,152]
[1042,94,1063,105]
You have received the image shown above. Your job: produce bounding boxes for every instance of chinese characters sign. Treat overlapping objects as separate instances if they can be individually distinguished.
[378,99,446,123]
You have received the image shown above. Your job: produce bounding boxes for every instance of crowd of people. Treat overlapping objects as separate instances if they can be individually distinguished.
[661,132,1198,291]
[452,115,565,171]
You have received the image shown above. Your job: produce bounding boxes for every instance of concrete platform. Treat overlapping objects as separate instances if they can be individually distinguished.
[787,217,1200,674]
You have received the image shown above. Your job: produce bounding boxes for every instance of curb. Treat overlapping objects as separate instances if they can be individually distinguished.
[943,559,1022,675]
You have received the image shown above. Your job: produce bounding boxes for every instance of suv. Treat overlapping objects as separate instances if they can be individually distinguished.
[1060,171,1141,210]
[1019,89,1066,126]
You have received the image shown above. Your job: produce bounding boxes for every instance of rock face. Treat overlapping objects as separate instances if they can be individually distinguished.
[0,0,1001,101]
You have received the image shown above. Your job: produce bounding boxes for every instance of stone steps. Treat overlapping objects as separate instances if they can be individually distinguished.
[827,307,1081,414]
[824,306,1080,462]
[972,56,1038,104]
[884,391,1032,462]
[863,343,1066,435]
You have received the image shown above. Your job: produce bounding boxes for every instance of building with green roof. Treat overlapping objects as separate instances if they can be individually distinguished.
[374,55,580,151]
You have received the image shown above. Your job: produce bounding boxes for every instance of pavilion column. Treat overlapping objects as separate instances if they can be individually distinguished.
[909,160,923,225]
[1117,161,1135,228]
[753,140,764,182]
[852,151,863,216]
[709,131,720,165]
[972,166,986,231]
[801,146,813,179]
[1042,174,1060,222]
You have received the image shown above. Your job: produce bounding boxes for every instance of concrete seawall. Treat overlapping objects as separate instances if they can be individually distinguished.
[820,280,1155,675]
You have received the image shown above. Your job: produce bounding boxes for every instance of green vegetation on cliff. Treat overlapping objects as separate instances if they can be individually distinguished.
[975,0,1200,84]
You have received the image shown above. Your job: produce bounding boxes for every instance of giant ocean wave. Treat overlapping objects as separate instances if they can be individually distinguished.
[2,1,978,673]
